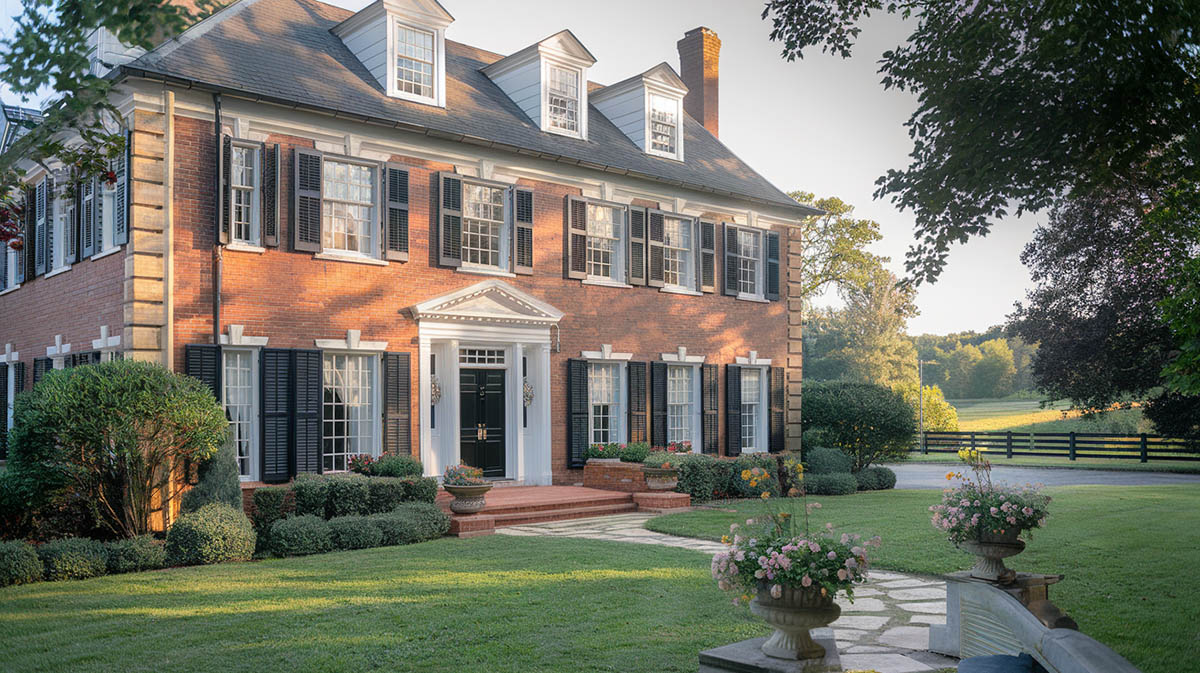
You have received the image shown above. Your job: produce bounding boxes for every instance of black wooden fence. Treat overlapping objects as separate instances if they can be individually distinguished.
[913,431,1198,462]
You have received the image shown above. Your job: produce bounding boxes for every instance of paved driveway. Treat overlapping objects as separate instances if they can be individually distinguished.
[889,463,1200,489]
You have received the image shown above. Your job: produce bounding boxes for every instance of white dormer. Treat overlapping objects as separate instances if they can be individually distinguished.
[591,63,688,161]
[334,0,454,107]
[482,30,597,140]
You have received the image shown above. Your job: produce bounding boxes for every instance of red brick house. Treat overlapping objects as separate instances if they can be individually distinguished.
[0,0,811,486]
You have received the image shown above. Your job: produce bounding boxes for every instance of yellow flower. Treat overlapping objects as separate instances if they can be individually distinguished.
[945,472,955,480]
[722,535,730,544]
[741,469,752,480]
[760,491,770,500]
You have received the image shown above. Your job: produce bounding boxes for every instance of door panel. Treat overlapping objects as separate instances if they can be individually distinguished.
[459,368,506,477]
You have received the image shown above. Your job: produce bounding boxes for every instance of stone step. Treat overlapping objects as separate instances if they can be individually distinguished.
[490,502,639,527]
[438,490,634,516]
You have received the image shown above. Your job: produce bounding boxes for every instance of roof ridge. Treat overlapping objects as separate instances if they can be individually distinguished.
[135,0,268,67]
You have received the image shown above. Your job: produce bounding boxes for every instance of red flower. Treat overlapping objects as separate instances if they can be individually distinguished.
[105,171,117,186]
[8,239,23,251]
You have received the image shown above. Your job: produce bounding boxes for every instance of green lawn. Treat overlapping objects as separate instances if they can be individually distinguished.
[646,486,1200,673]
[0,536,764,673]
[894,453,1200,474]
[950,398,1148,433]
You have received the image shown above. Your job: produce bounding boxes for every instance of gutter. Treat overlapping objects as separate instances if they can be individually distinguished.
[118,65,821,220]
[212,92,222,347]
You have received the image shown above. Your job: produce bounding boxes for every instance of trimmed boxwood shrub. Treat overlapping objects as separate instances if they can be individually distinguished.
[619,442,650,463]
[250,486,294,553]
[105,535,166,574]
[269,515,332,557]
[366,477,407,514]
[180,426,243,514]
[38,537,109,581]
[401,476,438,504]
[0,540,43,586]
[328,516,383,550]
[290,473,329,518]
[805,447,854,475]
[803,472,858,496]
[377,502,451,544]
[854,466,898,491]
[325,473,371,517]
[369,454,423,478]
[165,503,256,567]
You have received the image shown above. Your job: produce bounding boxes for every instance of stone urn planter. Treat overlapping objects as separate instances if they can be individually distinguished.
[443,483,493,514]
[642,465,679,491]
[960,528,1024,582]
[749,582,842,660]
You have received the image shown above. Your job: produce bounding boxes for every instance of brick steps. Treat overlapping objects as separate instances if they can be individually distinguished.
[440,485,646,535]
[489,501,638,527]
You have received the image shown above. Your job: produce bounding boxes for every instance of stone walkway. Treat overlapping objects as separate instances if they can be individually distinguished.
[498,513,960,673]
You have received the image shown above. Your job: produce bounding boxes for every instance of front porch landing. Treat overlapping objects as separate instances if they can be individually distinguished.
[437,485,689,537]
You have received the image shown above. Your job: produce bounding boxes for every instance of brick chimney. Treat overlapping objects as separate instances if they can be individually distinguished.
[677,27,721,138]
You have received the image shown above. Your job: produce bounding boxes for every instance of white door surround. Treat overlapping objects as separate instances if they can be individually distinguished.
[412,279,563,485]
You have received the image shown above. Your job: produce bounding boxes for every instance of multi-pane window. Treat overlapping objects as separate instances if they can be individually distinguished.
[323,353,377,472]
[547,65,580,133]
[650,95,677,156]
[462,183,505,268]
[459,348,505,365]
[99,171,117,252]
[667,365,694,444]
[741,368,762,451]
[736,229,762,296]
[322,160,375,255]
[231,144,258,245]
[589,362,620,444]
[223,350,257,480]
[663,216,693,288]
[395,22,435,99]
[56,196,73,271]
[586,204,623,281]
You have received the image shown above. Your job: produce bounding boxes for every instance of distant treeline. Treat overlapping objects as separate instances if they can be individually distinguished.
[913,327,1036,399]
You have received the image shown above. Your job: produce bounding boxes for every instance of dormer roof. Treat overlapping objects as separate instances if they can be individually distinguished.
[592,62,687,101]
[480,29,597,78]
[332,0,454,35]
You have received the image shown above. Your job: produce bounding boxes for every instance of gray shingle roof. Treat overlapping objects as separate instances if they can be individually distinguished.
[123,0,808,214]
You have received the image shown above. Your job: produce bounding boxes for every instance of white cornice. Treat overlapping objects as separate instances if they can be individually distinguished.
[736,350,772,366]
[411,279,564,328]
[315,329,388,352]
[661,346,705,364]
[581,344,632,361]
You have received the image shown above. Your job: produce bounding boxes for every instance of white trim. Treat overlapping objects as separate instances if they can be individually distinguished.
[315,329,388,352]
[457,266,516,279]
[580,344,632,361]
[219,324,269,347]
[90,246,122,261]
[1,344,19,365]
[736,350,772,366]
[0,285,19,298]
[737,294,770,304]
[314,251,389,266]
[582,278,633,289]
[43,265,72,279]
[661,346,705,364]
[660,286,702,297]
[91,325,122,351]
[226,242,266,254]
[411,279,565,328]
[46,335,71,358]
[737,365,770,454]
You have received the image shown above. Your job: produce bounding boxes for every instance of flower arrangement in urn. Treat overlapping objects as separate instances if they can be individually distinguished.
[442,464,492,514]
[712,463,880,661]
[930,447,1051,582]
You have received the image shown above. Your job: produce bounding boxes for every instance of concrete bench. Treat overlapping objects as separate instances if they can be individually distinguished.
[930,573,1141,673]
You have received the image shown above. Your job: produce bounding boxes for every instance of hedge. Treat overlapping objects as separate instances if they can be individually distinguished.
[369,454,423,478]
[284,473,438,521]
[805,447,854,475]
[385,503,451,543]
[250,486,294,553]
[38,537,109,581]
[290,473,330,518]
[328,515,384,550]
[325,473,371,518]
[803,472,859,496]
[853,466,897,491]
[401,476,438,503]
[0,540,43,587]
[269,516,332,557]
[105,535,167,574]
[165,503,256,567]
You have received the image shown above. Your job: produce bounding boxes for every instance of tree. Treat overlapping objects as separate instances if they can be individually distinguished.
[761,1,1200,284]
[896,382,958,432]
[972,339,1017,398]
[940,343,981,400]
[788,191,883,303]
[801,381,916,471]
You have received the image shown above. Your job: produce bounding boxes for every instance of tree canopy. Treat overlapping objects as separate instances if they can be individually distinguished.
[788,190,883,305]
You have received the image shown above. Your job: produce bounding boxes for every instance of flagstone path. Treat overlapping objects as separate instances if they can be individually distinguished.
[498,513,960,673]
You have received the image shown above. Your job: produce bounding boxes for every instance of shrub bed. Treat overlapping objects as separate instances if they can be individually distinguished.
[38,537,109,581]
[388,503,451,542]
[366,477,408,514]
[728,455,780,498]
[368,454,423,478]
[290,473,330,518]
[283,472,439,520]
[401,476,438,503]
[269,515,332,557]
[249,486,294,553]
[165,503,256,567]
[325,473,371,517]
[105,535,166,574]
[804,447,853,475]
[853,466,897,491]
[328,516,383,551]
[644,452,781,502]
[0,540,43,587]
[803,472,859,496]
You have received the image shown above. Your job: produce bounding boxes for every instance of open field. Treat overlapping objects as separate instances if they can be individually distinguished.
[950,398,1148,433]
[895,453,1200,474]
[646,486,1200,673]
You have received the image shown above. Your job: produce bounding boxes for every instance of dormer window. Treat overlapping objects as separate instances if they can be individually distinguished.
[333,0,453,108]
[395,21,435,99]
[547,65,581,134]
[591,63,688,161]
[650,94,678,156]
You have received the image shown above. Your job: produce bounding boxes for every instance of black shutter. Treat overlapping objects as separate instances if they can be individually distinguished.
[725,364,742,457]
[12,361,25,393]
[766,230,781,301]
[384,163,410,261]
[262,143,280,247]
[32,357,51,386]
[565,195,587,279]
[513,187,534,275]
[219,135,231,245]
[0,364,7,460]
[260,348,292,483]
[93,175,104,251]
[769,366,785,452]
[699,220,716,293]
[114,141,129,246]
[628,206,647,286]
[21,187,34,280]
[724,223,739,296]
[647,210,665,288]
[70,178,80,263]
[382,352,412,455]
[627,361,648,443]
[293,349,323,475]
[702,364,719,454]
[44,176,55,271]
[0,241,6,290]
[650,361,668,447]
[34,179,46,276]
[80,180,94,259]
[293,148,323,252]
[185,344,221,400]
[566,358,589,468]
[438,172,462,267]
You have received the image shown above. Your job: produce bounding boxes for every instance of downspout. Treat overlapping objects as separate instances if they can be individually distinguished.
[164,90,175,369]
[212,93,223,346]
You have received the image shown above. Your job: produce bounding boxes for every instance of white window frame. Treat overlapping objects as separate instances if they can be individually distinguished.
[739,366,770,453]
[97,172,118,256]
[586,361,627,445]
[661,215,695,292]
[321,350,382,473]
[3,360,16,436]
[647,93,682,160]
[222,348,261,482]
[583,200,627,285]
[393,20,436,102]
[543,60,584,139]
[0,245,17,293]
[387,18,445,107]
[665,363,702,450]
[735,227,765,300]
[320,156,379,259]
[460,180,510,273]
[229,141,261,248]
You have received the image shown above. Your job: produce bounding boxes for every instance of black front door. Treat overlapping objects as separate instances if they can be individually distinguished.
[460,368,506,478]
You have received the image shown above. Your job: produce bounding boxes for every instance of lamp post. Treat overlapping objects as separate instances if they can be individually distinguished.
[918,359,938,454]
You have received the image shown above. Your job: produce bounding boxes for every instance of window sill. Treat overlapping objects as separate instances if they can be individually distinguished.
[646,148,684,163]
[457,266,516,278]
[44,265,72,279]
[0,284,19,297]
[736,293,770,304]
[227,242,267,254]
[660,286,702,297]
[314,252,389,267]
[91,246,123,261]
[582,277,632,289]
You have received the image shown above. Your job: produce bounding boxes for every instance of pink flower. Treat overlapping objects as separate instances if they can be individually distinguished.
[827,551,837,560]
[808,541,821,553]
[837,569,848,580]
[770,584,782,599]
[840,533,850,544]
[801,575,812,587]
[990,507,999,515]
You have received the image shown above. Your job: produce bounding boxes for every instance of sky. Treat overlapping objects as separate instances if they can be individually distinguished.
[0,0,1042,335]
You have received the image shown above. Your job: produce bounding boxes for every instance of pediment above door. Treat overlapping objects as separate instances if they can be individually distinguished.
[411,279,564,327]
